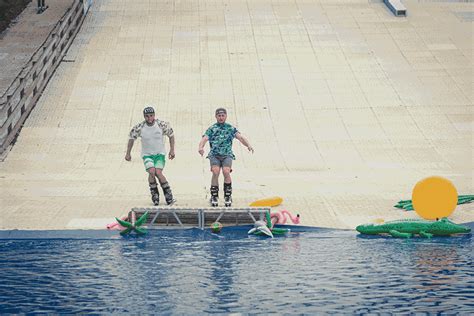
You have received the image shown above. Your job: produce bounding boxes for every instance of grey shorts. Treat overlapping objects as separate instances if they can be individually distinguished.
[209,155,233,168]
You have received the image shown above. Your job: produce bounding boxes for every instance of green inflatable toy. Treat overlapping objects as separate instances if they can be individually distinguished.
[116,211,149,236]
[394,194,474,211]
[211,221,223,233]
[356,217,471,238]
[248,211,290,238]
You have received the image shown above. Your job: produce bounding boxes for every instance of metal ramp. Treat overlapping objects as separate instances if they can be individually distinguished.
[131,207,270,229]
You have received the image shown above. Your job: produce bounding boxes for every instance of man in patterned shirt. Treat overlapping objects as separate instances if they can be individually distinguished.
[198,107,254,207]
[125,106,176,205]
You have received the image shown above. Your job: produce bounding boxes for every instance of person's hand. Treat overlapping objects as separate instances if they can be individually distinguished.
[198,148,204,156]
[247,145,254,153]
[125,153,131,161]
[169,150,175,160]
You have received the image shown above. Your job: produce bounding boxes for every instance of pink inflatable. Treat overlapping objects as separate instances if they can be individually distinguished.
[106,215,128,230]
[270,210,300,225]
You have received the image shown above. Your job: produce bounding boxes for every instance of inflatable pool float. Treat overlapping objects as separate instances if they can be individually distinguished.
[248,211,290,238]
[356,217,471,238]
[115,211,149,236]
[249,196,283,207]
[394,194,474,211]
[270,210,300,225]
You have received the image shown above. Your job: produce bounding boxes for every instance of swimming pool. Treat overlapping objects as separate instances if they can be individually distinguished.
[0,226,472,314]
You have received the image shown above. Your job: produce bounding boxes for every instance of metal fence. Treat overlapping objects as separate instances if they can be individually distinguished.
[0,0,88,156]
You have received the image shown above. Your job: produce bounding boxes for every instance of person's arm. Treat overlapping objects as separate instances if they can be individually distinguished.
[160,121,175,160]
[235,132,254,153]
[126,122,141,161]
[168,135,175,160]
[198,135,209,156]
[125,139,134,161]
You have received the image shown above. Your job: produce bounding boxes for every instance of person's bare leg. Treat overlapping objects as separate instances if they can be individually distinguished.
[148,168,156,183]
[222,167,232,184]
[211,166,220,186]
[155,168,168,184]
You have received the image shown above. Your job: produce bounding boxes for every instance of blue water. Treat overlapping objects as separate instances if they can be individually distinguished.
[0,226,473,314]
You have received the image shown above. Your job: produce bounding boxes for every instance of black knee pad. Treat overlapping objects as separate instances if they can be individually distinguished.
[224,183,232,197]
[149,182,159,193]
[160,181,171,192]
[210,185,219,197]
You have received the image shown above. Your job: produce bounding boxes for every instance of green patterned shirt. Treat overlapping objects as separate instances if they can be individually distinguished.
[204,123,238,159]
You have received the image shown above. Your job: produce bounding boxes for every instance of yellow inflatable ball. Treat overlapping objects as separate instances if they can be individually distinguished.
[412,176,458,220]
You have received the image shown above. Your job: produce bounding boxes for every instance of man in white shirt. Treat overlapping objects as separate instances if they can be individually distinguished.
[125,106,176,205]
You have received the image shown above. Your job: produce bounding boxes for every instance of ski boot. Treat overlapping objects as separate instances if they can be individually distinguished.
[37,0,48,14]
[210,185,219,207]
[149,182,160,206]
[224,183,232,207]
[161,182,176,205]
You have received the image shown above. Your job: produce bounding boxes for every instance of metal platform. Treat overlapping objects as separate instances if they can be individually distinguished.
[131,207,270,229]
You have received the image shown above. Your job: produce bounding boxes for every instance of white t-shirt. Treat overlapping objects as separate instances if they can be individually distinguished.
[129,120,174,157]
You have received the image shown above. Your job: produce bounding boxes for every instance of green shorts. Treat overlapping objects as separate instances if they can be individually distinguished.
[143,154,166,171]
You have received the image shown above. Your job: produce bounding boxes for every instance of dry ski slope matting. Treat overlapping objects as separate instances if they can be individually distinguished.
[1,0,472,229]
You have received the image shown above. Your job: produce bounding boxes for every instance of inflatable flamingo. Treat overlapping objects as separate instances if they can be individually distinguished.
[106,215,128,230]
[270,210,300,225]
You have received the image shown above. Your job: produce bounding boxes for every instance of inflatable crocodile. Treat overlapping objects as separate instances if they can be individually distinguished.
[356,217,471,238]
